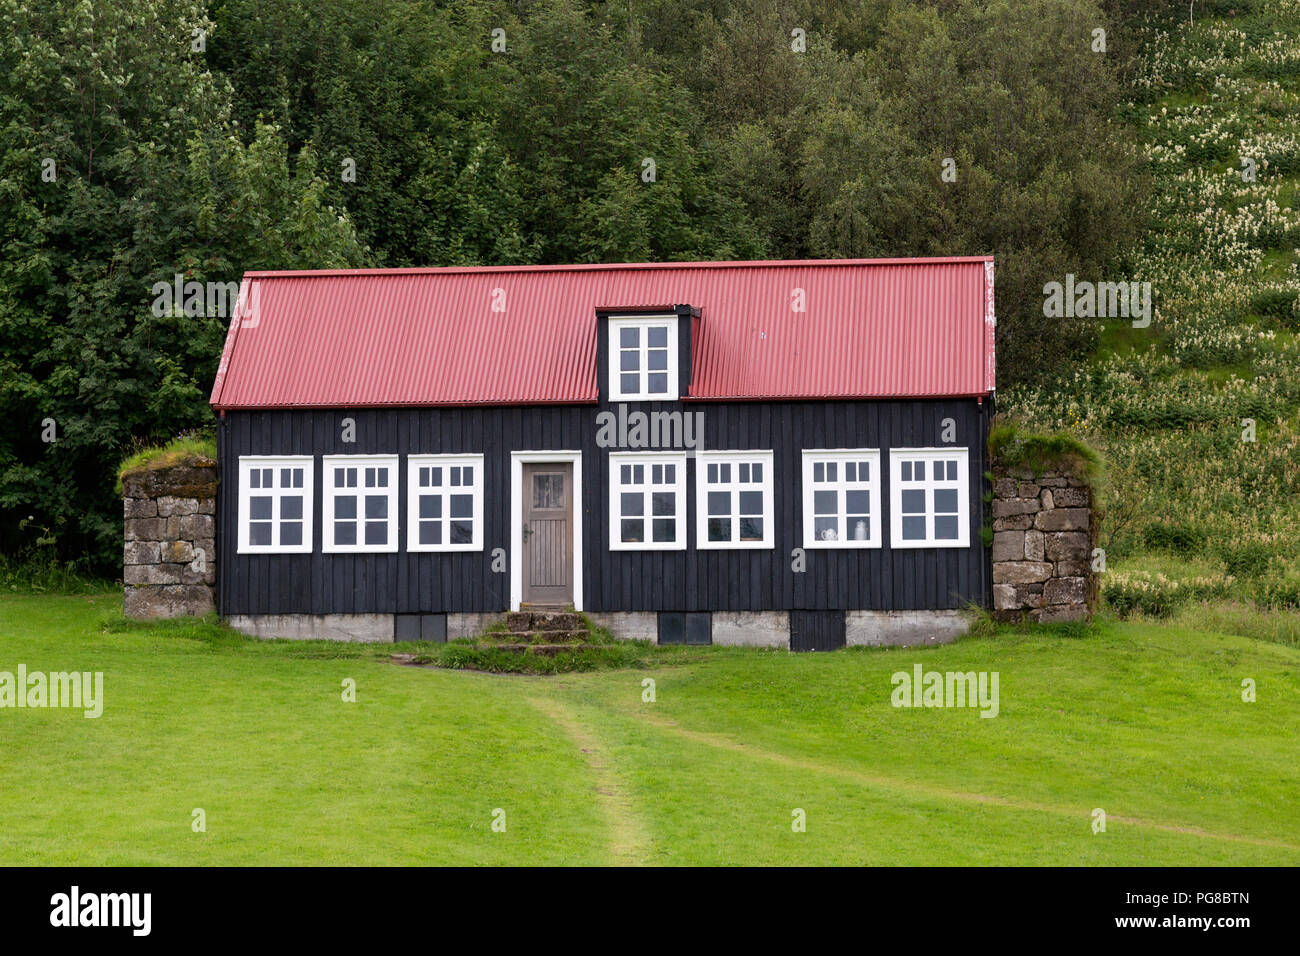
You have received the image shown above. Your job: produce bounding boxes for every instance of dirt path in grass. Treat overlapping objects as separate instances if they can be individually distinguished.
[629,710,1300,853]
[527,696,652,866]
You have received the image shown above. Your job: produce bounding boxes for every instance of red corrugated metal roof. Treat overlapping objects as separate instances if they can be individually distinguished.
[209,257,995,409]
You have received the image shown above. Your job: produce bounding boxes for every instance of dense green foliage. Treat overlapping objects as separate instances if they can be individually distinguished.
[2,0,1145,572]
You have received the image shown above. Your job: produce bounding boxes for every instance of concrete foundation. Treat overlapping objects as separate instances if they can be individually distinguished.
[226,613,395,643]
[584,611,658,642]
[711,611,790,647]
[845,610,968,648]
[447,612,506,640]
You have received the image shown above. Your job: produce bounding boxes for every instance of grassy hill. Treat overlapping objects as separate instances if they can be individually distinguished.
[1003,0,1300,633]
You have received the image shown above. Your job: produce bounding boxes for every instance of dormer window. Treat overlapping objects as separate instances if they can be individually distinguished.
[608,315,678,401]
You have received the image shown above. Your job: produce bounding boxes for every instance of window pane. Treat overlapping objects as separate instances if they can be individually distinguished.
[450,494,473,519]
[849,517,870,541]
[813,462,824,482]
[902,516,927,540]
[739,463,750,483]
[365,467,376,488]
[814,490,837,515]
[934,515,959,540]
[707,491,730,516]
[664,463,675,483]
[250,496,272,520]
[249,522,272,546]
[462,466,473,485]
[419,521,441,545]
[947,460,958,481]
[419,466,430,487]
[364,521,386,546]
[450,467,461,487]
[365,495,387,519]
[430,467,442,486]
[419,495,441,520]
[738,491,762,515]
[707,517,731,541]
[281,522,303,547]
[281,468,292,487]
[620,350,640,371]
[845,462,856,482]
[720,463,731,482]
[533,474,562,508]
[648,326,668,348]
[335,496,356,520]
[707,463,718,483]
[652,464,662,484]
[860,461,870,481]
[250,469,261,489]
[934,489,959,514]
[621,493,644,517]
[934,461,945,480]
[901,461,912,481]
[620,327,639,347]
[346,468,357,488]
[333,469,346,488]
[901,490,926,514]
[752,462,762,483]
[633,465,644,483]
[826,462,837,481]
[647,373,667,393]
[293,469,303,488]
[739,517,763,541]
[450,521,473,544]
[620,373,639,393]
[652,518,675,542]
[648,349,667,371]
[814,517,838,541]
[845,490,871,515]
[376,469,388,488]
[281,496,303,520]
[621,518,644,543]
[335,521,356,546]
[621,464,632,484]
[651,491,675,516]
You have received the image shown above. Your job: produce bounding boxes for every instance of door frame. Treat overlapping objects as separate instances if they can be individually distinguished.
[510,450,583,611]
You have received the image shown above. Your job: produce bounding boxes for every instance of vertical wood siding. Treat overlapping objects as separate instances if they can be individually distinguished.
[218,397,990,616]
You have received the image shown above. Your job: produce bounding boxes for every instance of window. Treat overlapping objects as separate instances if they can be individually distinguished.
[323,456,399,553]
[801,450,882,548]
[696,451,774,549]
[408,455,484,551]
[609,453,686,550]
[237,456,313,554]
[608,316,678,400]
[890,449,970,548]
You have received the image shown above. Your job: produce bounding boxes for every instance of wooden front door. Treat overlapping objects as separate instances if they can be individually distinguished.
[522,462,573,606]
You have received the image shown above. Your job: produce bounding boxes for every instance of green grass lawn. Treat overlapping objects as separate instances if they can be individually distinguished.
[1,593,1297,865]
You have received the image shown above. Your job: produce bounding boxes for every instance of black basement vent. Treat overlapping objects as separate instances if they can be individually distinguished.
[395,613,447,643]
[789,610,846,652]
[658,612,712,645]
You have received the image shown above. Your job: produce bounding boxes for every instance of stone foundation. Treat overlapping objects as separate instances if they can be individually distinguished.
[122,457,217,618]
[990,468,1097,623]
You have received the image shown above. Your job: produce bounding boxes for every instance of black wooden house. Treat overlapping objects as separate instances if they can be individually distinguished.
[210,257,997,649]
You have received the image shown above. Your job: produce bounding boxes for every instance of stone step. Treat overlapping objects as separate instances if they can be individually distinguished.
[504,612,583,632]
[498,629,588,644]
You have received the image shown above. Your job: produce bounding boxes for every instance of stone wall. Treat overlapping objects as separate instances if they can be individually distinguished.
[991,469,1096,623]
[122,457,217,618]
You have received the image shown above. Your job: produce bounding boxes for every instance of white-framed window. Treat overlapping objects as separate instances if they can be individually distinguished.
[609,452,687,550]
[801,449,882,548]
[323,455,399,553]
[407,455,484,551]
[890,448,970,548]
[237,456,314,554]
[608,315,678,400]
[696,451,774,549]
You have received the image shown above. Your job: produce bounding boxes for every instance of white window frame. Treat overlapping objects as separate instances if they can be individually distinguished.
[407,454,484,552]
[609,452,687,551]
[889,448,970,549]
[608,315,679,401]
[695,450,774,549]
[801,449,882,548]
[237,456,314,554]
[322,455,400,554]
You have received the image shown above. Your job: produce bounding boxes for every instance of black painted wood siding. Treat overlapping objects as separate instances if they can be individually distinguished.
[216,398,991,616]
